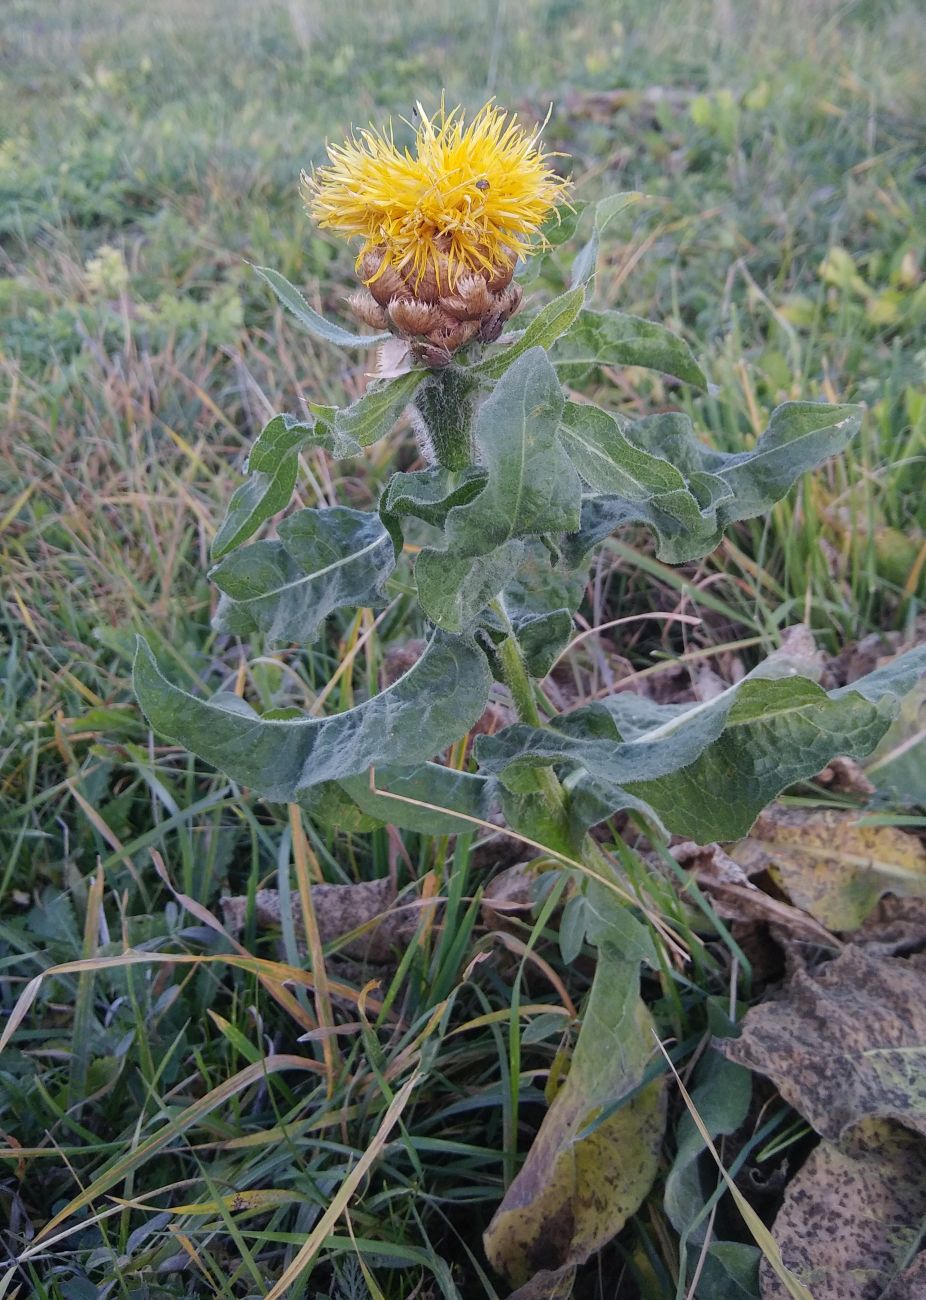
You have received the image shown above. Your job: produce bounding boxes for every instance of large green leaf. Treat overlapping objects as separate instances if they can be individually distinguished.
[301,762,499,837]
[478,543,586,681]
[211,413,333,561]
[469,287,586,381]
[379,465,487,555]
[553,308,707,388]
[253,264,390,348]
[133,633,492,801]
[562,401,864,565]
[211,506,394,646]
[416,349,582,631]
[559,400,685,498]
[483,955,665,1286]
[475,644,926,843]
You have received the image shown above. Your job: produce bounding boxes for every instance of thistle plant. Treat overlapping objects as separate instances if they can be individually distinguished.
[134,101,926,1291]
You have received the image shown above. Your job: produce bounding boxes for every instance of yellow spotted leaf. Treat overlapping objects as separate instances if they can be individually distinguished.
[732,804,926,931]
[483,955,665,1286]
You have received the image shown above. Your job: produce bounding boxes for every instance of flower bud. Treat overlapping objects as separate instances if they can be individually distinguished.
[347,290,389,330]
[306,101,570,367]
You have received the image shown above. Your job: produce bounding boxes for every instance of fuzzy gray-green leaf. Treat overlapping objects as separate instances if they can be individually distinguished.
[415,349,582,630]
[554,308,707,388]
[211,506,394,646]
[331,368,425,454]
[416,541,525,634]
[563,401,863,565]
[476,644,926,843]
[379,465,487,554]
[339,763,499,835]
[134,632,492,801]
[211,413,333,561]
[254,264,390,348]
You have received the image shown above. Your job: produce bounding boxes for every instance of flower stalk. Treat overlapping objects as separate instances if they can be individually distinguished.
[411,367,479,470]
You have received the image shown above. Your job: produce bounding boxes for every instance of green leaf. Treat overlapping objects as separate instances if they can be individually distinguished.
[469,286,585,381]
[475,643,926,843]
[299,780,384,833]
[559,400,685,498]
[329,369,426,455]
[571,192,645,288]
[253,264,390,348]
[664,1049,752,1242]
[510,608,575,678]
[416,349,582,631]
[416,542,525,635]
[302,762,500,836]
[582,879,658,964]
[211,413,333,561]
[379,465,487,555]
[562,401,864,565]
[639,402,863,518]
[133,632,492,801]
[211,506,394,647]
[483,955,665,1286]
[558,894,588,963]
[495,542,586,677]
[339,763,498,836]
[553,307,707,388]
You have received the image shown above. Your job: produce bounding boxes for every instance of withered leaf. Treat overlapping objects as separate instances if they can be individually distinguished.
[732,805,926,932]
[505,1264,576,1299]
[880,1253,926,1299]
[481,863,538,933]
[761,1119,926,1300]
[220,880,411,963]
[483,955,665,1286]
[672,839,839,947]
[724,946,926,1140]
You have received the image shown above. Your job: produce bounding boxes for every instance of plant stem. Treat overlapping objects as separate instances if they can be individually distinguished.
[492,601,569,822]
[413,366,479,471]
[492,602,626,898]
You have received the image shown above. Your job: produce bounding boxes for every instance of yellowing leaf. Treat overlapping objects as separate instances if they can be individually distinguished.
[732,805,926,931]
[483,956,665,1286]
[112,1188,304,1217]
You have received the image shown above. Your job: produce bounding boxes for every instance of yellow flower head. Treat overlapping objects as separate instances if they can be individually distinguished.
[303,100,569,291]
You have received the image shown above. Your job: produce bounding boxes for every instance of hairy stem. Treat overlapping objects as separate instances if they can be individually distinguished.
[412,367,479,471]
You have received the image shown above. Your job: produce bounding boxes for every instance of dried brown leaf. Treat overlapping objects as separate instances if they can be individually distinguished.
[221,880,409,963]
[854,896,926,957]
[481,863,538,933]
[675,840,840,947]
[724,946,926,1140]
[761,1119,926,1300]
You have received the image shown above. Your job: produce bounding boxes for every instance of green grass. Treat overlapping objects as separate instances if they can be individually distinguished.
[2,0,925,1295]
